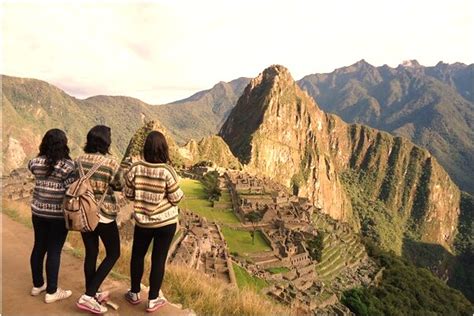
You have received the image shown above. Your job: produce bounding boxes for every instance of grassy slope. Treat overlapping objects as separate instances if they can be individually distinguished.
[180,178,271,255]
[180,179,239,224]
[221,227,271,255]
[233,263,268,292]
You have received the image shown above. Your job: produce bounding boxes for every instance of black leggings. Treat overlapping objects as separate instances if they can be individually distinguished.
[130,223,177,299]
[81,221,120,297]
[30,215,69,294]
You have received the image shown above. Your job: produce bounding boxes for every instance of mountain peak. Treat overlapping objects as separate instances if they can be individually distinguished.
[354,59,371,67]
[256,64,294,86]
[262,64,291,77]
[335,59,376,76]
[400,59,421,68]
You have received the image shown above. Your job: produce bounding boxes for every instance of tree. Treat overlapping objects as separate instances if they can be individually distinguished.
[245,211,263,245]
[201,171,221,202]
[307,231,324,261]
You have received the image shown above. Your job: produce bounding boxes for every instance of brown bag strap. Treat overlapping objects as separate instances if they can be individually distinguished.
[97,185,109,207]
[78,158,105,180]
[78,157,109,206]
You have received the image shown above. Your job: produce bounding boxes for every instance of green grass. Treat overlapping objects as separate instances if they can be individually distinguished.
[220,191,232,202]
[181,178,208,199]
[233,263,268,292]
[221,227,272,255]
[266,267,290,274]
[180,179,240,224]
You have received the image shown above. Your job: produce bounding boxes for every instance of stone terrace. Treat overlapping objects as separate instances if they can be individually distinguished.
[168,211,236,285]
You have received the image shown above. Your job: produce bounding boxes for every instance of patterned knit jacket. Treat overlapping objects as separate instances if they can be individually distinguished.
[124,161,184,228]
[28,156,76,219]
[76,153,124,220]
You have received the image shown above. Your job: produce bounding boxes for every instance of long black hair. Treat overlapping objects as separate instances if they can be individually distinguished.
[38,128,71,176]
[84,125,111,154]
[143,131,170,164]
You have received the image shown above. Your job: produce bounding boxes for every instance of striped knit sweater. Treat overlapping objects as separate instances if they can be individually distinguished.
[124,161,184,228]
[28,156,76,219]
[76,153,124,220]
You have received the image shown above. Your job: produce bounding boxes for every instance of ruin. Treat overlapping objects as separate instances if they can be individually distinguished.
[219,170,378,314]
[168,211,236,285]
[226,171,314,228]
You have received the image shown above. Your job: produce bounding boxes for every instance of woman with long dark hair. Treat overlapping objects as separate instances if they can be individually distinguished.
[75,125,123,314]
[28,128,75,303]
[123,131,184,312]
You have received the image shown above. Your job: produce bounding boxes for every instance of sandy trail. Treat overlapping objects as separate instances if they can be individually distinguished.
[1,213,190,316]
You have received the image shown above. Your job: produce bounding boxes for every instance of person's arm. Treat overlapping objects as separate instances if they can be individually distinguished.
[109,160,125,192]
[123,166,136,201]
[165,168,184,205]
[27,158,37,176]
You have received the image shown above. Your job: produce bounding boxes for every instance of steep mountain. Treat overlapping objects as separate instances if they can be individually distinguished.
[122,121,240,170]
[298,60,474,193]
[121,120,182,166]
[220,65,461,252]
[178,135,241,169]
[220,65,354,224]
[156,78,250,144]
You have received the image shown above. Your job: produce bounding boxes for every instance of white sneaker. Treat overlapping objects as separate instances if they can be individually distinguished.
[44,288,72,303]
[31,283,47,296]
[146,297,167,312]
[76,294,108,314]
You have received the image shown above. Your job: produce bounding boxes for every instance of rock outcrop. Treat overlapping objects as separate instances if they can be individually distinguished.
[178,135,241,169]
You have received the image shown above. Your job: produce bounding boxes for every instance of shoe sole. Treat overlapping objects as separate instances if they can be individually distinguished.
[76,302,107,314]
[146,301,166,312]
[124,294,141,305]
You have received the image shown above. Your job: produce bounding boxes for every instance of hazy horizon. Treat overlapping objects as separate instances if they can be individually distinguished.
[3,0,473,104]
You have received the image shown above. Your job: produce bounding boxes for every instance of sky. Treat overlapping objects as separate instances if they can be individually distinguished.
[2,0,473,104]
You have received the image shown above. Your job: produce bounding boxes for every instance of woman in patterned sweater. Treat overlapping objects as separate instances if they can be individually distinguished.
[28,129,75,303]
[123,131,184,312]
[75,125,124,315]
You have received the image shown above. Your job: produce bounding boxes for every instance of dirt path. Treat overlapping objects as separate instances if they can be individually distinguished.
[1,213,192,316]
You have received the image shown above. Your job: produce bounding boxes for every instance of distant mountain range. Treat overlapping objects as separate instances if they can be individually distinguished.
[298,60,474,194]
[2,60,473,195]
[154,60,474,194]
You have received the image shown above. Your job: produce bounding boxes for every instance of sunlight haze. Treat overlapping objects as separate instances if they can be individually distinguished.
[2,0,473,104]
